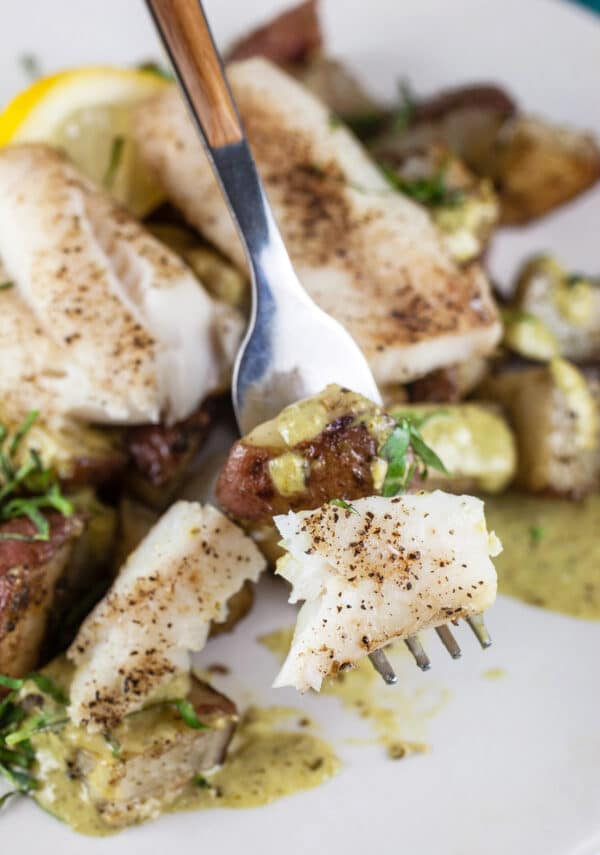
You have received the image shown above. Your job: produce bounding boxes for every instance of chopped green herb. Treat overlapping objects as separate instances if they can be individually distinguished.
[566,273,588,288]
[19,53,42,81]
[137,61,175,81]
[380,416,448,497]
[194,774,212,789]
[328,113,343,130]
[529,524,546,546]
[329,498,360,515]
[172,699,208,730]
[103,136,125,189]
[345,111,388,140]
[0,411,74,542]
[27,673,68,706]
[104,733,122,758]
[381,163,464,208]
[0,790,18,808]
[0,676,23,691]
[0,282,13,291]
[392,79,416,132]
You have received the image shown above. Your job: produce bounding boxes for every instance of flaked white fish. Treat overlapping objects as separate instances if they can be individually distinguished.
[67,501,265,730]
[134,58,501,385]
[273,491,500,692]
[0,144,240,426]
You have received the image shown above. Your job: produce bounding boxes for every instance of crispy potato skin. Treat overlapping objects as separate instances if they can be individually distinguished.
[124,400,216,508]
[226,0,321,65]
[0,513,84,677]
[217,417,378,524]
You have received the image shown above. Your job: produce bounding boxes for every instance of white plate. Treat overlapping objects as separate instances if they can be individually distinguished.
[2,2,600,853]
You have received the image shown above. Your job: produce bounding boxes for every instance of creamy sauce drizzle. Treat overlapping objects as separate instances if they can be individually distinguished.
[260,627,448,760]
[28,660,339,836]
[485,492,600,619]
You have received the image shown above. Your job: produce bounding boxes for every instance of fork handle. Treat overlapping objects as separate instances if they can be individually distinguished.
[146,0,242,149]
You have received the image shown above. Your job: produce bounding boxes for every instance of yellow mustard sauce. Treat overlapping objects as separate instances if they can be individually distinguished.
[484,491,600,619]
[27,658,339,836]
[173,706,339,811]
[260,628,448,760]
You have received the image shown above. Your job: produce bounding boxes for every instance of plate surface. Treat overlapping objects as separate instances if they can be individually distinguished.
[1,2,600,853]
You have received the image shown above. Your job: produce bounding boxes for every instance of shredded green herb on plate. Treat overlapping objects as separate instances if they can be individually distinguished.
[0,410,73,541]
[329,498,360,514]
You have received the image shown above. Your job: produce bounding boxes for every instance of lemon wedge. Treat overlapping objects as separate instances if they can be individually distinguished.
[0,66,171,217]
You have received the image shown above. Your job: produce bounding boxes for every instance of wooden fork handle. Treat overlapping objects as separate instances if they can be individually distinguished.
[146,0,243,149]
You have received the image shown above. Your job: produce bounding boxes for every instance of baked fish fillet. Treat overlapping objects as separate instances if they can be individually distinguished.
[273,491,500,692]
[67,500,265,731]
[0,144,239,425]
[134,58,501,385]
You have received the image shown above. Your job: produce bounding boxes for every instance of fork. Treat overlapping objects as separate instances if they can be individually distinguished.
[146,0,492,682]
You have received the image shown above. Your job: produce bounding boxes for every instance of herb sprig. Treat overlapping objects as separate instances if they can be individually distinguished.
[0,672,67,804]
[381,163,465,208]
[329,498,359,515]
[0,411,73,541]
[380,415,448,497]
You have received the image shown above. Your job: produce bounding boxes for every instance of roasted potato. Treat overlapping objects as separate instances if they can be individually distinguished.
[405,357,490,403]
[226,0,322,66]
[28,667,237,830]
[0,493,116,677]
[482,116,600,224]
[389,403,517,494]
[124,400,217,510]
[216,385,395,526]
[479,358,599,498]
[507,256,600,361]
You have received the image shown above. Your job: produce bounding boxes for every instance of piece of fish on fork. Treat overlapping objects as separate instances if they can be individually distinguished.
[146,0,495,682]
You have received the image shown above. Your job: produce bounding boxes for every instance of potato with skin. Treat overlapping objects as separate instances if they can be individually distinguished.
[509,256,600,362]
[480,359,599,498]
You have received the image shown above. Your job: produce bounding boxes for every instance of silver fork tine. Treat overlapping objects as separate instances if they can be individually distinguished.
[368,650,397,684]
[405,635,431,671]
[466,614,492,649]
[435,625,462,659]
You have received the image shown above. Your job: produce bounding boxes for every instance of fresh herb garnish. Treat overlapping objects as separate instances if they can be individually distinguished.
[193,774,212,789]
[381,163,464,208]
[172,699,208,730]
[529,524,546,546]
[0,671,70,801]
[18,53,42,81]
[329,498,360,515]
[137,61,175,81]
[393,79,416,132]
[380,416,448,497]
[0,411,73,541]
[104,733,122,758]
[103,136,125,189]
[328,113,343,130]
[0,282,13,291]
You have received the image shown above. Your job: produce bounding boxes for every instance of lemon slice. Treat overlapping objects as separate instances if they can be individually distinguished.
[0,66,171,217]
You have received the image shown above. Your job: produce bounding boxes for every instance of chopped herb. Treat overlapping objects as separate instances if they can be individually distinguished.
[328,113,343,130]
[566,273,591,288]
[381,163,464,208]
[392,79,416,132]
[0,282,13,291]
[380,416,448,497]
[137,61,175,81]
[0,410,74,542]
[501,308,538,325]
[104,733,122,758]
[0,670,67,800]
[329,498,360,515]
[0,676,23,691]
[103,136,125,189]
[172,699,208,730]
[193,774,212,789]
[345,111,388,140]
[19,53,42,81]
[529,524,546,546]
[27,674,67,706]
